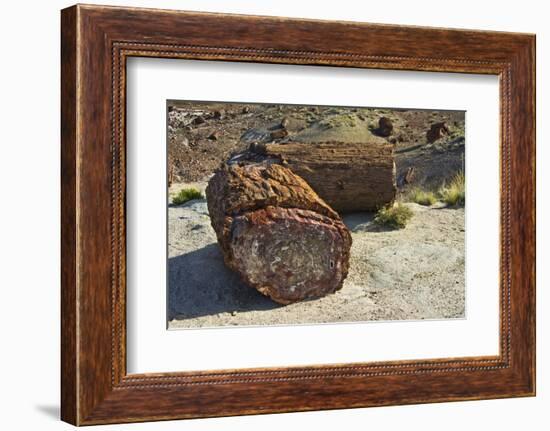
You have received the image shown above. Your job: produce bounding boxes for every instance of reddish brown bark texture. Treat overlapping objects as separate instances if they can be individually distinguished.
[206,163,352,304]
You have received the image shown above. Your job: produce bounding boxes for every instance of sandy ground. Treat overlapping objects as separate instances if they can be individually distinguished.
[167,186,465,329]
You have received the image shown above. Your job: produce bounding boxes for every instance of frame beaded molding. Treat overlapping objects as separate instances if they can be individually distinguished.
[110,41,513,388]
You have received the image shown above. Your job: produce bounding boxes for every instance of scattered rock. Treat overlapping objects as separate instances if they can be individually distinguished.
[404,166,415,184]
[373,117,393,137]
[212,110,224,120]
[426,122,449,143]
[193,116,206,125]
[240,128,272,144]
[248,142,266,154]
[178,137,190,148]
[269,128,288,140]
[279,117,308,133]
[397,166,416,187]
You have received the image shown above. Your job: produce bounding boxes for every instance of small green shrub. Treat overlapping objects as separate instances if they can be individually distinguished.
[374,203,414,229]
[439,171,465,207]
[409,188,438,206]
[171,188,204,205]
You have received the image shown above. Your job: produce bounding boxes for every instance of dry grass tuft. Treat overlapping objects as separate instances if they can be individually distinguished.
[374,203,414,229]
[439,171,465,207]
[172,188,204,205]
[409,188,438,206]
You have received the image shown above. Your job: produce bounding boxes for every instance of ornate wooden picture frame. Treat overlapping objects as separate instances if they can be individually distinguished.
[61,4,535,425]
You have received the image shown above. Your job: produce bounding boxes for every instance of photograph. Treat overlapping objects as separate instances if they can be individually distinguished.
[167,101,466,329]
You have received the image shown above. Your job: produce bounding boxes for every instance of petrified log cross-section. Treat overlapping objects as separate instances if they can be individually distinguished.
[206,163,352,304]
[240,141,396,212]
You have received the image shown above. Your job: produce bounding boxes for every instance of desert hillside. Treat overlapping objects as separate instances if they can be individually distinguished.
[168,101,465,193]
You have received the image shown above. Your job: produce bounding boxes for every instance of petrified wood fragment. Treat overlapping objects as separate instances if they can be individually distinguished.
[241,141,396,212]
[426,122,450,143]
[372,116,394,137]
[206,163,352,304]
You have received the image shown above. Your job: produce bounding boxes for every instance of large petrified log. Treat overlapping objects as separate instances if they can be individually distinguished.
[235,140,396,212]
[206,163,352,304]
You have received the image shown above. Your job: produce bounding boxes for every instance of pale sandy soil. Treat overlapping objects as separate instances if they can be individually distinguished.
[167,184,465,329]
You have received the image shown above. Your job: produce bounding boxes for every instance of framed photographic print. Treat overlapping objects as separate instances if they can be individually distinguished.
[61,4,536,425]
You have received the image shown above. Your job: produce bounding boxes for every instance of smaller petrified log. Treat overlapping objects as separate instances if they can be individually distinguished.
[243,141,396,212]
[206,164,352,304]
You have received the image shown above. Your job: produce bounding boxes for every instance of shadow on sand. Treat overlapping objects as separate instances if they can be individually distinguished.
[342,212,394,233]
[168,243,281,321]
